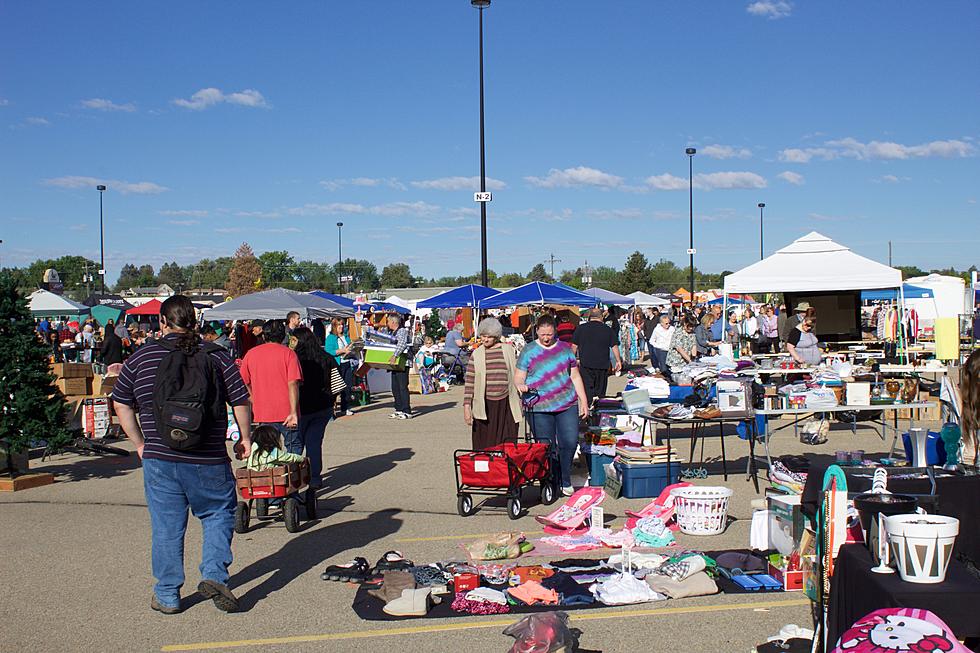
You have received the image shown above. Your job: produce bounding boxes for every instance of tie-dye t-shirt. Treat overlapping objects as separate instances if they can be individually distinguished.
[516,340,578,413]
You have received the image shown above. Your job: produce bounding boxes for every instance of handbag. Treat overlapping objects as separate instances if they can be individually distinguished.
[330,367,347,395]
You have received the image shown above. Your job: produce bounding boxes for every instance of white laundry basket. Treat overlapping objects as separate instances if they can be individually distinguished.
[670,486,733,535]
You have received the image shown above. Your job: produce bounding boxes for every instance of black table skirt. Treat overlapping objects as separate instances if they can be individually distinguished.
[801,464,980,565]
[827,544,980,647]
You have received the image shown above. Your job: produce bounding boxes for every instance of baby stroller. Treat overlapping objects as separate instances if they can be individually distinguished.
[234,459,316,533]
[452,389,558,519]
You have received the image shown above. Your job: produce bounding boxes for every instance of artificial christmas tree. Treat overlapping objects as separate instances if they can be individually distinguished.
[0,273,72,481]
[423,309,446,340]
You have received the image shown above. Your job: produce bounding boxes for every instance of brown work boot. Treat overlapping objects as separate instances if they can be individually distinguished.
[150,595,182,615]
[197,580,240,613]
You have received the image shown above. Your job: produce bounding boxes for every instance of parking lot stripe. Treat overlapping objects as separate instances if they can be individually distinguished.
[161,597,809,650]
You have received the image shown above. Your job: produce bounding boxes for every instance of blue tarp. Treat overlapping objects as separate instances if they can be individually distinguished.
[478,281,598,308]
[553,283,634,306]
[309,290,356,308]
[860,285,934,301]
[417,284,499,309]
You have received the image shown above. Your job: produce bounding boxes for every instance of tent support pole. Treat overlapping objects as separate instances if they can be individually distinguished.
[898,285,907,365]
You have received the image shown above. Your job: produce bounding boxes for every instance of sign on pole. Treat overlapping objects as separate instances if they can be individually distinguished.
[473,192,492,202]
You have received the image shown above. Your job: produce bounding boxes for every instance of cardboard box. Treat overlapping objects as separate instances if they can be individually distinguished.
[768,494,805,555]
[57,377,91,396]
[407,373,422,395]
[53,362,94,379]
[91,375,117,396]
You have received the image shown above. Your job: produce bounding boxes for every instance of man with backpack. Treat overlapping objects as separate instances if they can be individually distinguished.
[113,295,252,615]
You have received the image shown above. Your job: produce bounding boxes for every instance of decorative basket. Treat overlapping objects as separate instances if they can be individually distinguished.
[884,514,959,584]
[669,486,733,535]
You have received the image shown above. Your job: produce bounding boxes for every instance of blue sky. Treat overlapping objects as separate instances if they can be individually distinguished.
[2,1,978,283]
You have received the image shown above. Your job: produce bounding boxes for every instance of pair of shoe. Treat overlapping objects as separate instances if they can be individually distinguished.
[151,580,239,615]
[561,485,575,497]
[345,410,355,416]
[388,411,413,419]
[383,587,435,617]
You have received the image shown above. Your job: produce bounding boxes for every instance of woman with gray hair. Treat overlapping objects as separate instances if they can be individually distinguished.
[463,317,522,449]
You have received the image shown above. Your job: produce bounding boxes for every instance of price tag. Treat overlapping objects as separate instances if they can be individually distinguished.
[589,505,604,533]
[686,248,696,255]
[473,192,493,202]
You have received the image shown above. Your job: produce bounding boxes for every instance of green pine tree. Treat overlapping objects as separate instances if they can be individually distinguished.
[0,273,72,466]
[424,309,447,340]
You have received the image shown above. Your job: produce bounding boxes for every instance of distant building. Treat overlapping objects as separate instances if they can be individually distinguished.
[120,284,175,298]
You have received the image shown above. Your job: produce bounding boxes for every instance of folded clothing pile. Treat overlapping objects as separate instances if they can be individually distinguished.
[632,516,676,548]
[591,572,666,605]
[630,376,671,399]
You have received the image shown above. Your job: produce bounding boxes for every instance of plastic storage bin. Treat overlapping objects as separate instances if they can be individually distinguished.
[613,461,680,499]
[587,453,614,487]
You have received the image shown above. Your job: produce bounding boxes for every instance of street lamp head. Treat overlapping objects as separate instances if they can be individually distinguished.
[685,147,697,156]
[337,222,344,227]
[758,203,766,208]
[96,184,107,191]
[471,0,490,7]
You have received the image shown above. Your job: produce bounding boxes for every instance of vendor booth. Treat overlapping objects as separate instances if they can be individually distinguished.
[28,289,90,318]
[203,288,353,321]
[416,284,499,310]
[554,284,634,306]
[626,291,672,307]
[478,282,597,309]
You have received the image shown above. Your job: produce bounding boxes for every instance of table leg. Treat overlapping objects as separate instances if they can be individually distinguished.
[666,424,672,483]
[720,420,728,481]
[748,418,759,492]
[689,421,698,463]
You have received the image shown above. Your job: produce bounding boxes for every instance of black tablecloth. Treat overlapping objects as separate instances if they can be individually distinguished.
[801,464,980,564]
[828,544,980,647]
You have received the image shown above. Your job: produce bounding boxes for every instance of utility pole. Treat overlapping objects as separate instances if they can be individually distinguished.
[545,253,561,279]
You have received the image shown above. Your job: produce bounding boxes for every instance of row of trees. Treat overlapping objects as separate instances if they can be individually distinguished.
[4,246,977,301]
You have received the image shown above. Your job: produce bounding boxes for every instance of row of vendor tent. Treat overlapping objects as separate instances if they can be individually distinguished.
[204,288,354,321]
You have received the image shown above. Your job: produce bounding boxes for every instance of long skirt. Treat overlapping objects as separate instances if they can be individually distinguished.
[471,397,519,450]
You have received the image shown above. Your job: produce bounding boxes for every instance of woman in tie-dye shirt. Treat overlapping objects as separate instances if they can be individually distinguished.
[515,314,589,496]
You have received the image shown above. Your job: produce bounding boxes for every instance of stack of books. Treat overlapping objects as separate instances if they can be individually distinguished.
[614,444,683,465]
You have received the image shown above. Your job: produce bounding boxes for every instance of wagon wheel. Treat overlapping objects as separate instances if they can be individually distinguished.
[255,498,269,518]
[457,493,474,517]
[540,481,557,505]
[234,501,250,534]
[507,496,523,520]
[283,497,301,533]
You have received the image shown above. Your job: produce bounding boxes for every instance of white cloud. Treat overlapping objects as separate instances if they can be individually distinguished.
[525,166,623,189]
[746,1,792,19]
[410,176,507,191]
[287,201,441,217]
[159,209,208,217]
[701,144,752,159]
[807,212,849,222]
[25,116,50,126]
[319,177,406,191]
[645,173,688,191]
[42,175,169,194]
[0,98,10,106]
[589,208,644,220]
[81,98,136,112]
[777,171,805,185]
[235,210,282,218]
[172,87,268,110]
[880,174,900,183]
[780,137,975,163]
[167,220,199,226]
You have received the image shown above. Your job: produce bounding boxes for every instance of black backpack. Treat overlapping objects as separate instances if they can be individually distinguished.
[152,339,227,450]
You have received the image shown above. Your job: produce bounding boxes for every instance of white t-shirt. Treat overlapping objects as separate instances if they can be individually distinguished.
[650,324,675,351]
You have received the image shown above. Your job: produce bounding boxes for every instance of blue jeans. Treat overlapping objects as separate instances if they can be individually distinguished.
[298,409,331,488]
[142,458,237,609]
[652,347,669,372]
[258,422,302,455]
[530,405,580,488]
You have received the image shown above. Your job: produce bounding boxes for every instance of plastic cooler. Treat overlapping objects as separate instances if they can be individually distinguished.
[613,461,681,499]
[363,345,407,371]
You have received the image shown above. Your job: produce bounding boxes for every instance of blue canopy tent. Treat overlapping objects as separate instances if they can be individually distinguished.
[478,281,597,309]
[553,283,634,306]
[366,301,410,314]
[707,296,749,305]
[309,290,356,308]
[417,284,499,309]
[861,285,934,301]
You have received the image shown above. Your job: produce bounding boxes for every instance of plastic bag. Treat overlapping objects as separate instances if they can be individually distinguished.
[503,611,577,653]
[464,532,525,561]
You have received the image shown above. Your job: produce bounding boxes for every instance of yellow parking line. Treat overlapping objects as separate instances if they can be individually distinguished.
[161,597,808,651]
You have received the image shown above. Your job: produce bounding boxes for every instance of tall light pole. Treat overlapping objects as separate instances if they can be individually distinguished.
[337,221,344,293]
[685,148,696,303]
[758,203,766,260]
[472,0,490,287]
[97,184,107,293]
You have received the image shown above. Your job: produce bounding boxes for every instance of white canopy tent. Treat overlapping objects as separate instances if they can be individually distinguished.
[723,231,905,357]
[28,289,90,318]
[626,291,672,307]
[903,274,967,325]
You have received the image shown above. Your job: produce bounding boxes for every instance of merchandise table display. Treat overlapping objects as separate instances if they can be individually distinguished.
[827,544,980,648]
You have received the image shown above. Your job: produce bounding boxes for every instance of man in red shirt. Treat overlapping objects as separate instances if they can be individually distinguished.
[240,320,304,452]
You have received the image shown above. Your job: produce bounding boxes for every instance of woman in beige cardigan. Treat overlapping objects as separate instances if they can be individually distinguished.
[462,317,523,449]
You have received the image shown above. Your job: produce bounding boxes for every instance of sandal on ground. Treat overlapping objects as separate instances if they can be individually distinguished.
[321,556,370,582]
[371,550,414,575]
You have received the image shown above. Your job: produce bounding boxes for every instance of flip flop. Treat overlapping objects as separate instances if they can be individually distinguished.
[321,556,370,582]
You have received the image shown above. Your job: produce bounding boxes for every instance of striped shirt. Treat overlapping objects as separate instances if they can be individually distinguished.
[112,334,250,465]
[516,341,578,413]
[463,345,511,407]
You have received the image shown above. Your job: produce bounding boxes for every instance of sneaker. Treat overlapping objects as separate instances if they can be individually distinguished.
[345,410,354,416]
[397,411,414,420]
[388,412,401,419]
[561,486,574,497]
[197,580,240,613]
[150,595,181,615]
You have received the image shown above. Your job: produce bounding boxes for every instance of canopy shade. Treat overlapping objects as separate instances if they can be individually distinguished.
[203,288,354,321]
[28,289,90,317]
[82,294,134,310]
[626,291,671,306]
[861,285,934,301]
[478,282,597,308]
[554,283,634,306]
[417,284,499,309]
[127,299,163,316]
[366,302,410,314]
[723,231,901,295]
[309,290,356,308]
[707,296,750,305]
[90,304,123,325]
